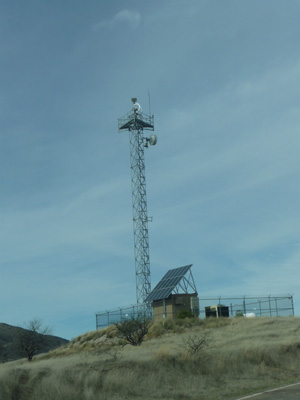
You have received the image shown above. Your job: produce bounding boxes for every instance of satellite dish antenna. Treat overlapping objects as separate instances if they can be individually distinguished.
[149,135,157,146]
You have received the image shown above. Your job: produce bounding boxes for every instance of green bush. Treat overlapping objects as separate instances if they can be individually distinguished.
[177,310,196,319]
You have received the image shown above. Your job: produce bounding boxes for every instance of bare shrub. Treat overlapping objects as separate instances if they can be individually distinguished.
[115,316,150,346]
[182,334,208,355]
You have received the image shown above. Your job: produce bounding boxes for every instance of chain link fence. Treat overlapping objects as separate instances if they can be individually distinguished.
[96,304,148,329]
[197,295,294,318]
[95,294,294,329]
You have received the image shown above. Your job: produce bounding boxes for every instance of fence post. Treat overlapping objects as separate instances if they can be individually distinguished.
[243,296,246,315]
[268,296,272,317]
[258,300,262,317]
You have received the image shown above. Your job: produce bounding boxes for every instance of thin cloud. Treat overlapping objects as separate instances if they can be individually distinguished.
[92,9,141,31]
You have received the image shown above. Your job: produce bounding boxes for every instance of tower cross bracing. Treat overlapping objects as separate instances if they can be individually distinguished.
[118,99,156,311]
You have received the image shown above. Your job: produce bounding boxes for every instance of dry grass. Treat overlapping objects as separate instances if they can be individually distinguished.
[0,317,300,400]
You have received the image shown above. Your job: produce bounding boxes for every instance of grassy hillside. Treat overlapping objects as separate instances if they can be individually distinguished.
[0,317,300,400]
[0,323,68,362]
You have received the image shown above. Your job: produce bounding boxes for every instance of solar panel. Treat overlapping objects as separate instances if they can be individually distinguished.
[145,264,193,302]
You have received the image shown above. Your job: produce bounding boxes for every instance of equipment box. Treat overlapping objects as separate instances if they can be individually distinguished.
[205,305,229,318]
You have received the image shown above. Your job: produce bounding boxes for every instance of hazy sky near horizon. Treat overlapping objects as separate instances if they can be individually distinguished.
[1,0,299,340]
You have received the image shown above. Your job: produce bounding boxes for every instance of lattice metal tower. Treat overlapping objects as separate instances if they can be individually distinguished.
[118,98,157,311]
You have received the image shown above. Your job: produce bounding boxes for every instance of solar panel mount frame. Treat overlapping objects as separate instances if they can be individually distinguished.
[145,264,197,303]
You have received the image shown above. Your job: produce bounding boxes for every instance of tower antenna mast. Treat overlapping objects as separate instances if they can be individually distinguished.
[118,98,157,313]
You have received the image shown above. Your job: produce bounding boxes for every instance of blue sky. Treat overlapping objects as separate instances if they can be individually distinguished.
[1,0,299,340]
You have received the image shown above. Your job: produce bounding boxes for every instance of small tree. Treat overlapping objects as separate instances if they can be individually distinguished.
[18,319,51,361]
[115,316,150,346]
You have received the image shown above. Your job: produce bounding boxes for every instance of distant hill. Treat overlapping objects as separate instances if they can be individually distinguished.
[0,322,68,362]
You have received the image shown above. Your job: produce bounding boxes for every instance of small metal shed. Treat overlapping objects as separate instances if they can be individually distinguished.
[145,265,199,320]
